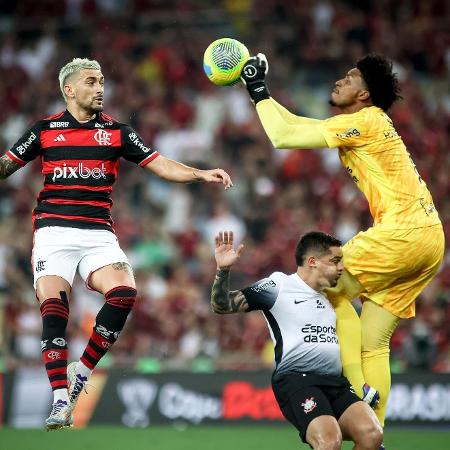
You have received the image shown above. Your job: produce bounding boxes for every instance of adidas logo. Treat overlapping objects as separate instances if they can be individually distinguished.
[54,134,66,142]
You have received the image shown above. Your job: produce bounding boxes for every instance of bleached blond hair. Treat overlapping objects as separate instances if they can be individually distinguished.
[59,58,102,102]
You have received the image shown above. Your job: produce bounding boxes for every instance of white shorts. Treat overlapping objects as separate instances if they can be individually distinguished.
[32,226,130,288]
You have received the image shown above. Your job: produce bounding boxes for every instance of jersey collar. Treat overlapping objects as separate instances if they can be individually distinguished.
[64,109,100,127]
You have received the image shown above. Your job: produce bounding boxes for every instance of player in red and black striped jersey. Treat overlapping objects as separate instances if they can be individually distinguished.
[7,109,164,231]
[0,57,232,430]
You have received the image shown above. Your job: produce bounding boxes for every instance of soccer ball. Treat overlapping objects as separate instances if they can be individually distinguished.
[203,38,250,86]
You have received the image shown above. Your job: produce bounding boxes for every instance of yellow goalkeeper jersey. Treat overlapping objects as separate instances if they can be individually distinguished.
[318,106,440,229]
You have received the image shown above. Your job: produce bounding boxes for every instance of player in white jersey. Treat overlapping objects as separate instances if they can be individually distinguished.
[211,231,382,450]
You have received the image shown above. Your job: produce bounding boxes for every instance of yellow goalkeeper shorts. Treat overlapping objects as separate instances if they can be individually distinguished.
[338,224,444,318]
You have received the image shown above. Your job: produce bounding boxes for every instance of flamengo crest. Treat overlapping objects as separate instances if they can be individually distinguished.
[94,129,112,146]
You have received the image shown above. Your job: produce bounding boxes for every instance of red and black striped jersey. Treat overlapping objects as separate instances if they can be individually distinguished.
[7,110,160,232]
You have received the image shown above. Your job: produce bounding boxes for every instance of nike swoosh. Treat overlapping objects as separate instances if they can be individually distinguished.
[294,300,307,304]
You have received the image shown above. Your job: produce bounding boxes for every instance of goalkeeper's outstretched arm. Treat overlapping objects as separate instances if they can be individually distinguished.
[270,98,322,126]
[256,98,328,149]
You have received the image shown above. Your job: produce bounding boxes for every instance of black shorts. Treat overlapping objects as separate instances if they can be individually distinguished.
[272,372,361,443]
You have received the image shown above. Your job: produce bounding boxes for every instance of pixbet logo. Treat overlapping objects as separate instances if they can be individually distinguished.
[52,163,107,182]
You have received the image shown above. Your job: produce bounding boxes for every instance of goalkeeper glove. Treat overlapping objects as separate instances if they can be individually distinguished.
[241,53,270,104]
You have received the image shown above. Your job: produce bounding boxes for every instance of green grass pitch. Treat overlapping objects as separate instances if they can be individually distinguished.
[1,425,449,450]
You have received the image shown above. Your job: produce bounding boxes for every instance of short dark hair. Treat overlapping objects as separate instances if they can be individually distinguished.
[295,231,342,266]
[357,53,402,111]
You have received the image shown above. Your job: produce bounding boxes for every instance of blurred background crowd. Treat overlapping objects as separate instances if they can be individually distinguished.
[0,0,449,375]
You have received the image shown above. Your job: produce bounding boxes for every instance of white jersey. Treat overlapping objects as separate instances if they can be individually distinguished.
[242,271,342,376]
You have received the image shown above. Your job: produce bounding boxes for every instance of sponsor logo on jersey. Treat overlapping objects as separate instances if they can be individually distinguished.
[52,163,107,181]
[301,324,338,343]
[346,166,359,183]
[251,279,276,293]
[294,299,308,304]
[50,121,70,128]
[94,129,112,146]
[128,132,151,153]
[419,198,436,216]
[15,131,37,155]
[316,299,326,309]
[301,397,317,414]
[383,130,398,139]
[336,128,360,138]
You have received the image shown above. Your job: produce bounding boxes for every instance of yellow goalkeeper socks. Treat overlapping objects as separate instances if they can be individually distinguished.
[334,298,366,398]
[362,348,390,426]
[361,301,400,426]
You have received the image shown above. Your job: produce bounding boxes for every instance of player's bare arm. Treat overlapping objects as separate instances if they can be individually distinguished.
[0,155,21,179]
[145,154,232,189]
[211,231,247,314]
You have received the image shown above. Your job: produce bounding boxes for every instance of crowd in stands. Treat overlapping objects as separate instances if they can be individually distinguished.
[0,0,449,373]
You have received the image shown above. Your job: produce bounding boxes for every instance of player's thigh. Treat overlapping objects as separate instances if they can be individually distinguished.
[277,385,337,444]
[360,300,400,351]
[325,227,384,303]
[77,230,135,294]
[33,227,81,301]
[340,226,442,300]
[36,275,72,304]
[360,226,444,318]
[338,401,383,445]
[339,226,398,291]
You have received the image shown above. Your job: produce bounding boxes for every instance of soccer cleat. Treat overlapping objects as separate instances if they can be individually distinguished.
[362,383,380,408]
[45,399,73,431]
[67,362,89,411]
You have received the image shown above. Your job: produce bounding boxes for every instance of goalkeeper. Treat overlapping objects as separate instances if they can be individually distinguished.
[240,53,444,426]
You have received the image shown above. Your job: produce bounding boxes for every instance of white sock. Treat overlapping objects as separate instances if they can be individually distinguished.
[76,361,93,380]
[53,388,69,403]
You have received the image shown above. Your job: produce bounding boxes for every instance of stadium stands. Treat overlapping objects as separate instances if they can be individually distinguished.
[0,0,448,373]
